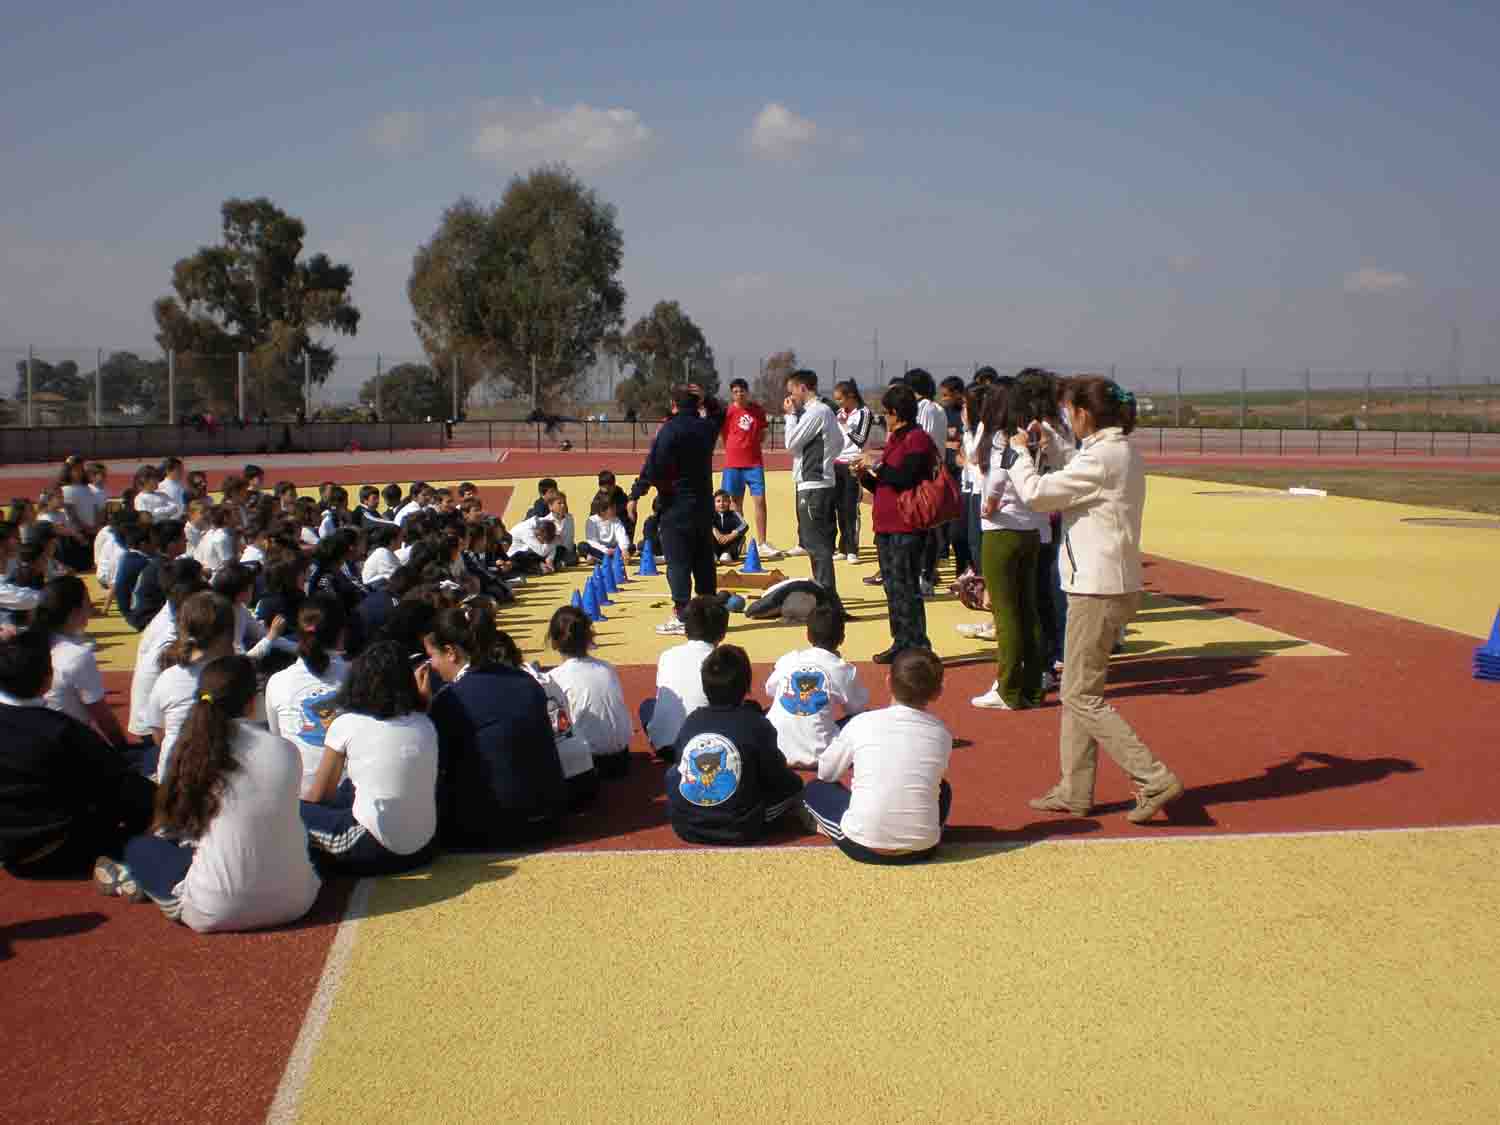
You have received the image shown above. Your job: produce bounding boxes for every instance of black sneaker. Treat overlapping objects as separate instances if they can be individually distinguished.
[862,572,885,586]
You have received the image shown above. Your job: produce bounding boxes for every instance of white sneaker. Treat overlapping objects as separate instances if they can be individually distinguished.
[919,579,936,599]
[655,618,685,635]
[783,546,808,557]
[718,553,731,563]
[971,687,1014,710]
[759,543,784,560]
[955,621,995,639]
[844,553,860,563]
[504,576,526,588]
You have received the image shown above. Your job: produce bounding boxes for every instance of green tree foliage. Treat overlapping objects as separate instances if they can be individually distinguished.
[14,358,87,402]
[99,352,168,416]
[612,301,719,417]
[408,165,625,407]
[754,349,798,406]
[153,198,359,415]
[360,363,449,422]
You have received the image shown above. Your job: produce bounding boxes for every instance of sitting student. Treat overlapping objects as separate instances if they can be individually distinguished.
[264,597,350,798]
[350,485,393,529]
[580,491,631,563]
[665,644,804,845]
[545,491,577,567]
[86,462,110,525]
[128,519,188,631]
[307,531,365,617]
[133,466,181,521]
[802,648,954,864]
[93,507,130,595]
[352,565,414,654]
[318,486,349,539]
[0,520,44,628]
[108,654,321,931]
[420,604,566,848]
[184,499,210,555]
[394,482,433,525]
[763,605,870,768]
[642,596,729,759]
[255,555,308,634]
[507,514,559,574]
[511,636,597,810]
[143,590,237,783]
[211,563,291,663]
[380,483,405,521]
[0,630,155,879]
[36,487,93,572]
[597,470,633,544]
[35,575,129,747]
[526,478,559,521]
[293,496,321,548]
[640,494,665,560]
[300,641,438,875]
[459,523,513,602]
[546,606,632,779]
[112,522,154,621]
[126,559,207,776]
[710,488,749,563]
[193,505,237,579]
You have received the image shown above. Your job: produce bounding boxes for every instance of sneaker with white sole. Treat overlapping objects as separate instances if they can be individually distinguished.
[759,543,784,560]
[1027,790,1091,816]
[971,687,1015,710]
[844,553,860,563]
[955,621,995,639]
[1126,776,1184,824]
[655,618,686,636]
[783,546,808,557]
[718,553,731,563]
[1040,670,1058,692]
[93,856,146,902]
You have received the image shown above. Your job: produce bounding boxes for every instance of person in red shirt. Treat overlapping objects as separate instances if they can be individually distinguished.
[719,379,782,558]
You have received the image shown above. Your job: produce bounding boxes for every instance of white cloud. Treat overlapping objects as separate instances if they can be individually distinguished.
[470,100,652,172]
[746,102,819,159]
[366,110,424,156]
[1344,267,1412,294]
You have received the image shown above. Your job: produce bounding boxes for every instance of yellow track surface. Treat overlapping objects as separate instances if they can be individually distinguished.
[294,828,1500,1124]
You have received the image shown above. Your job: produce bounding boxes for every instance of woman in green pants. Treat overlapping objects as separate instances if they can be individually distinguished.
[971,381,1048,710]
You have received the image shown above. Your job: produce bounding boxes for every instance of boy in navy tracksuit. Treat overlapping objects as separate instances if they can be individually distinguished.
[710,489,748,562]
[666,644,803,845]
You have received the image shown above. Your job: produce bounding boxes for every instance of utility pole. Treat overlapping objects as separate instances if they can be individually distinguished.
[95,348,103,427]
[452,356,460,420]
[375,354,382,420]
[25,346,33,428]
[303,353,312,420]
[530,355,538,411]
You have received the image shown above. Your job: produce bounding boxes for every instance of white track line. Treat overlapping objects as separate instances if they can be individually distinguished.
[265,878,373,1125]
[494,448,510,464]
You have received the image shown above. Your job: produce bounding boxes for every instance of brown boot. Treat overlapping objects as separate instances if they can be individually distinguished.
[1027,789,1091,816]
[1126,776,1184,824]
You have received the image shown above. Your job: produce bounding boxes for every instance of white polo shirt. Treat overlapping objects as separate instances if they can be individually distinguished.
[817,704,953,853]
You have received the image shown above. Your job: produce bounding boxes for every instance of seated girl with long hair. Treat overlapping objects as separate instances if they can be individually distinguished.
[107,655,320,932]
[299,641,439,875]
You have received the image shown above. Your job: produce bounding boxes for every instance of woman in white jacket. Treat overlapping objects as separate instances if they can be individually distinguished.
[1006,375,1183,824]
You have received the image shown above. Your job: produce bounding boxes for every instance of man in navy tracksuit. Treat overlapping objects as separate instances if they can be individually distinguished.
[628,384,725,633]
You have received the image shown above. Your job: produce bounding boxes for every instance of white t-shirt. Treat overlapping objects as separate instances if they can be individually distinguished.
[548,656,632,757]
[817,704,953,853]
[299,526,319,548]
[961,424,986,494]
[184,522,206,553]
[44,633,106,727]
[94,526,121,585]
[583,515,630,555]
[508,517,557,562]
[177,719,321,934]
[264,655,349,796]
[362,547,399,586]
[159,477,190,509]
[62,482,100,528]
[323,712,439,855]
[394,499,425,526]
[135,491,182,521]
[144,659,209,781]
[128,607,176,737]
[240,543,265,567]
[648,640,714,749]
[981,448,1050,541]
[194,527,236,575]
[763,646,870,767]
[524,664,593,779]
[917,397,948,453]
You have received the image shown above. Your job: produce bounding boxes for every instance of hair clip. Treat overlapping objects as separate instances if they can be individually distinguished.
[199,692,213,703]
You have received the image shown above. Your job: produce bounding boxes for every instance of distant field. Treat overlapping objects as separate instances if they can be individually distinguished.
[1148,466,1500,516]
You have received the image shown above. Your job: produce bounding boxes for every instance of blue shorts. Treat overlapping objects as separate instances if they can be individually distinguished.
[721,466,766,499]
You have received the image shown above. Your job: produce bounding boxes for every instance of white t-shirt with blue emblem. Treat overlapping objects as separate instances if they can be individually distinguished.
[764,646,870,767]
[264,655,349,797]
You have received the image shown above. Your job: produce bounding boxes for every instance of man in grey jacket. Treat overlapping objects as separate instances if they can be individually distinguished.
[783,370,840,609]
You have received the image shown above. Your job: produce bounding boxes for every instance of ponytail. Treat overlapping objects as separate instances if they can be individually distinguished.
[154,655,256,837]
[547,605,594,659]
[160,590,234,671]
[427,602,498,665]
[33,575,89,643]
[296,595,345,676]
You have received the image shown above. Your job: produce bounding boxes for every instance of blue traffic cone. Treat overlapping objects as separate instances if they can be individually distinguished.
[602,558,620,594]
[592,569,614,606]
[742,539,764,574]
[570,589,583,611]
[637,538,659,576]
[612,548,628,584]
[1484,608,1500,656]
[581,579,606,622]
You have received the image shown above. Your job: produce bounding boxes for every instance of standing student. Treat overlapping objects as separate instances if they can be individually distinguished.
[264,597,350,798]
[193,506,237,579]
[109,655,321,932]
[420,604,567,848]
[300,642,438,875]
[783,369,840,606]
[907,369,949,597]
[1006,375,1183,823]
[853,383,938,664]
[0,631,155,880]
[126,560,208,776]
[546,605,632,778]
[971,382,1047,711]
[665,644,804,845]
[802,648,954,864]
[763,605,869,768]
[955,382,994,640]
[627,383,726,635]
[832,380,872,562]
[719,378,778,557]
[34,576,128,746]
[143,591,237,783]
[939,375,972,573]
[641,596,729,756]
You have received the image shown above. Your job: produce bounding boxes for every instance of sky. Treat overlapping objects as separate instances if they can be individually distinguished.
[3,0,1497,393]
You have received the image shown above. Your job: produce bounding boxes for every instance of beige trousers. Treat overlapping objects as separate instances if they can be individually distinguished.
[1056,591,1174,809]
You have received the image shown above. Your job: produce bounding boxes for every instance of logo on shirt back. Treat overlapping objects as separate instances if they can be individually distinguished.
[297,688,340,747]
[677,733,742,807]
[779,668,830,717]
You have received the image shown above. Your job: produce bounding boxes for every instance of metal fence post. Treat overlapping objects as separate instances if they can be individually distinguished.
[237,352,247,420]
[452,356,460,421]
[1174,366,1183,426]
[1425,373,1433,430]
[26,346,34,428]
[1303,368,1311,429]
[303,353,312,419]
[374,353,383,420]
[168,350,176,424]
[1239,367,1247,430]
[95,348,103,427]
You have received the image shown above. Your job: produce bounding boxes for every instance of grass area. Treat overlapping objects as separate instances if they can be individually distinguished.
[1147,466,1500,516]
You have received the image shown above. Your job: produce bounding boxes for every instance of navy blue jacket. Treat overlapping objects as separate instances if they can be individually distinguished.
[629,399,725,525]
[666,702,803,845]
[113,550,150,621]
[428,664,566,847]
